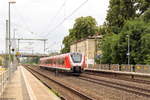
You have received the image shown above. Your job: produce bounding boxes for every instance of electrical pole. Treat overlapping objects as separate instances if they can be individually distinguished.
[18,39,20,52]
[94,33,98,66]
[6,20,8,55]
[8,2,11,66]
[127,35,130,65]
[5,20,9,67]
[14,38,47,55]
[12,29,16,52]
[44,40,46,54]
[8,1,16,67]
[32,49,34,55]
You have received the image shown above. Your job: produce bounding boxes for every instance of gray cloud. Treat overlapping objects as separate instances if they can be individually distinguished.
[0,0,109,53]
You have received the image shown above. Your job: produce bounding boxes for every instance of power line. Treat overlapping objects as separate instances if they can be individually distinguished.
[44,0,68,33]
[13,7,44,40]
[43,0,68,35]
[44,0,88,37]
[14,6,33,34]
[0,15,28,32]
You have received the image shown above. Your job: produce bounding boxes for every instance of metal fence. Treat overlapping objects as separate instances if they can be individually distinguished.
[89,64,150,74]
[0,64,17,96]
[0,69,9,96]
[134,65,150,73]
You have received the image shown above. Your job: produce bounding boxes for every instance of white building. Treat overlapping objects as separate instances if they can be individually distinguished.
[70,35,102,67]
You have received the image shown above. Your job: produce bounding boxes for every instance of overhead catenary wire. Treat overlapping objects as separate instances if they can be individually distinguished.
[44,0,68,33]
[44,0,89,37]
[46,40,62,52]
[13,6,46,42]
[14,6,33,34]
[0,8,31,36]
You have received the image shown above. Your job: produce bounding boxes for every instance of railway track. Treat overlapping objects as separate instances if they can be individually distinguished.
[24,65,94,100]
[79,73,150,98]
[23,64,150,100]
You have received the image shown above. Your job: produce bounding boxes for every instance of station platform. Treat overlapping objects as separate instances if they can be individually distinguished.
[0,66,61,100]
[86,68,150,77]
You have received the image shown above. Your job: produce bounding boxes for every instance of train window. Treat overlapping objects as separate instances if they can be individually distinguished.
[43,60,45,64]
[47,59,51,64]
[49,59,51,64]
[50,59,52,64]
[40,60,44,64]
[56,59,59,64]
[71,53,82,63]
[43,61,45,64]
[62,59,64,65]
[58,59,61,65]
[59,58,64,65]
[46,60,49,64]
[46,60,48,64]
[53,59,56,64]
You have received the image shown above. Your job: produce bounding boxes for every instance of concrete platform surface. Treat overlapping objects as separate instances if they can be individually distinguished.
[86,68,150,77]
[0,66,61,100]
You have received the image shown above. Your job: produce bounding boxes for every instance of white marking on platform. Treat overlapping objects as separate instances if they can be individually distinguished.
[20,66,37,100]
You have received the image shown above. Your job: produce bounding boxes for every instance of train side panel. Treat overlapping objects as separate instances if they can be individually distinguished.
[39,53,85,73]
[65,56,71,68]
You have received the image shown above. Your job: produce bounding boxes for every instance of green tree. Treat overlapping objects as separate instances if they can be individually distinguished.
[141,8,150,22]
[61,16,98,53]
[137,0,150,15]
[100,34,119,64]
[141,33,150,64]
[61,36,71,53]
[100,15,150,64]
[61,29,76,53]
[97,25,109,35]
[0,57,2,66]
[105,0,150,34]
[106,0,137,34]
[73,16,97,40]
[22,57,40,64]
[118,18,150,64]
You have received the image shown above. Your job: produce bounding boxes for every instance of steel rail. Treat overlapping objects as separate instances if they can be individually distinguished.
[25,65,94,100]
[79,74,150,98]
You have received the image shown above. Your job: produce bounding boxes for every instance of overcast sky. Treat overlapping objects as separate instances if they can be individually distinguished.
[0,0,109,54]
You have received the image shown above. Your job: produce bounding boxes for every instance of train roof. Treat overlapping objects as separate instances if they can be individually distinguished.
[40,52,82,61]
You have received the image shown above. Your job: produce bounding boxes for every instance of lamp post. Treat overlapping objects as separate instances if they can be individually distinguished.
[126,35,130,65]
[8,0,16,67]
[5,20,9,68]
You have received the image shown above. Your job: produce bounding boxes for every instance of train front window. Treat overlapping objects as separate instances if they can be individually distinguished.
[71,53,82,63]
